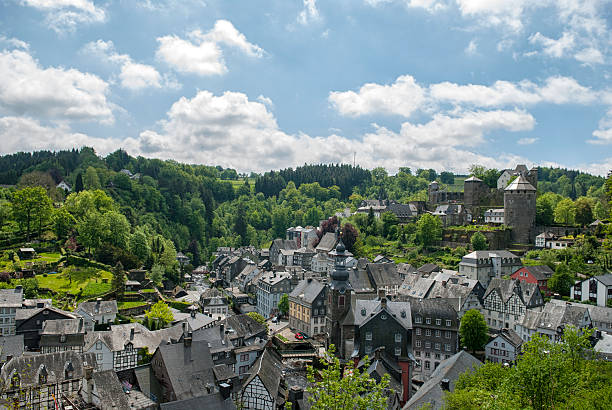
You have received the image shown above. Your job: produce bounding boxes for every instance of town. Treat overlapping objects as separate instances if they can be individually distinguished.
[0,152,610,409]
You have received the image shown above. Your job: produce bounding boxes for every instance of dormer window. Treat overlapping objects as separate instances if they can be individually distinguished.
[361,308,366,316]
[10,372,19,389]
[65,362,74,379]
[415,315,422,324]
[338,296,345,307]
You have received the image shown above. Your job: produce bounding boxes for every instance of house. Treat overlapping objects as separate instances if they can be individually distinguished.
[458,250,522,288]
[200,287,229,316]
[403,351,482,410]
[18,248,36,259]
[161,391,236,410]
[239,348,286,410]
[235,264,260,293]
[289,278,327,337]
[16,306,78,350]
[286,226,317,248]
[82,369,134,410]
[410,298,459,380]
[366,263,403,296]
[56,180,72,192]
[348,267,377,296]
[357,347,409,407]
[0,287,23,336]
[570,274,612,307]
[216,315,267,377]
[482,278,544,332]
[269,239,298,266]
[396,263,417,280]
[518,301,591,342]
[431,204,468,227]
[484,208,504,224]
[417,263,441,276]
[485,328,523,364]
[75,299,118,332]
[356,200,390,218]
[171,309,220,332]
[40,318,86,354]
[292,246,316,269]
[535,232,575,249]
[548,299,612,333]
[0,351,96,409]
[256,271,294,318]
[373,255,393,264]
[594,331,612,362]
[222,256,248,287]
[126,280,142,292]
[511,265,554,297]
[535,231,555,248]
[0,335,24,367]
[311,252,333,274]
[315,232,338,254]
[386,203,418,223]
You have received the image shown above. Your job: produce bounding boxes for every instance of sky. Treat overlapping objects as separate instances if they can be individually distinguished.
[0,0,610,175]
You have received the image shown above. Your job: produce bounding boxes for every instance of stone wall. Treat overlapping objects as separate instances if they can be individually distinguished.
[439,228,512,250]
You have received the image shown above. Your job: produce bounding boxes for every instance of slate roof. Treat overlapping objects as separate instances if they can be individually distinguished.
[289,278,325,304]
[496,328,523,348]
[396,263,417,276]
[242,348,284,403]
[548,299,612,327]
[172,312,218,331]
[352,298,412,330]
[201,287,227,307]
[505,175,536,191]
[219,314,267,341]
[191,326,234,355]
[0,288,23,307]
[417,263,441,275]
[1,351,96,388]
[433,204,463,215]
[521,265,554,281]
[461,250,520,263]
[464,176,483,182]
[594,274,612,287]
[348,268,376,294]
[157,340,216,401]
[484,278,542,307]
[92,369,131,410]
[521,302,590,332]
[403,351,482,410]
[77,300,119,317]
[100,322,185,352]
[366,263,402,288]
[0,335,24,362]
[16,306,77,321]
[41,318,85,335]
[259,271,292,286]
[386,203,417,218]
[409,298,457,323]
[316,232,338,252]
[160,393,237,410]
[272,239,298,251]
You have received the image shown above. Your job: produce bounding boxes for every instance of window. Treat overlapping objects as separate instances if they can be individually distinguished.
[395,347,401,356]
[395,333,402,342]
[96,341,102,350]
[416,328,421,335]
[365,331,372,341]
[415,340,422,348]
[445,331,451,339]
[314,327,318,334]
[424,361,430,370]
[446,320,451,327]
[60,334,66,343]
[425,342,431,349]
[501,342,506,348]
[425,352,431,358]
[240,353,250,362]
[96,353,103,361]
[365,345,372,354]
[426,317,431,324]
[435,343,440,350]
[435,330,441,338]
[415,316,422,324]
[445,344,451,352]
[425,329,431,337]
[494,342,498,346]
[415,351,421,357]
[436,318,441,326]
[435,353,441,360]
[338,296,345,307]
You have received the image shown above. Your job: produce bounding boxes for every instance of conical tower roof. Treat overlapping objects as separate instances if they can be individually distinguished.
[505,175,536,191]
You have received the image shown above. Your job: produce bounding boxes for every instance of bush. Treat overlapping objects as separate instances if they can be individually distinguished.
[66,255,111,270]
[169,301,192,311]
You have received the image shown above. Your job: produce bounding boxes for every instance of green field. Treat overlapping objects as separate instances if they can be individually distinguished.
[447,176,467,192]
[36,267,112,297]
[226,178,255,192]
[0,251,63,271]
[118,301,148,309]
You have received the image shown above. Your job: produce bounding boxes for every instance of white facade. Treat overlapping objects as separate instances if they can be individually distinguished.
[311,253,333,274]
[485,333,520,364]
[497,170,513,190]
[484,209,504,224]
[255,272,292,318]
[241,375,275,409]
[571,275,612,307]
[85,338,114,371]
[0,288,22,336]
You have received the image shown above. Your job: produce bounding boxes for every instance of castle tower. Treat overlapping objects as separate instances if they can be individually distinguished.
[504,175,536,244]
[326,239,353,357]
[464,176,485,207]
[526,166,538,190]
[428,181,439,205]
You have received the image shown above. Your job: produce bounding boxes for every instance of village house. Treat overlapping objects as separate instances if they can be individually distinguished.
[289,278,327,337]
[518,301,592,342]
[485,328,523,364]
[366,263,403,296]
[548,299,612,333]
[269,239,298,266]
[431,204,468,227]
[458,250,522,288]
[511,265,554,297]
[0,287,22,336]
[484,208,504,224]
[482,278,544,332]
[570,274,612,307]
[239,348,286,410]
[40,318,86,354]
[286,226,317,248]
[255,271,294,318]
[200,287,229,316]
[75,299,118,332]
[16,306,79,350]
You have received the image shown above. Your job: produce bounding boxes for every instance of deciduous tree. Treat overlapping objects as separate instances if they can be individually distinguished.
[416,213,442,247]
[470,231,488,251]
[459,309,488,354]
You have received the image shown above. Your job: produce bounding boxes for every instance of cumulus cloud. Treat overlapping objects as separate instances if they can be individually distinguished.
[297,0,321,26]
[574,47,604,65]
[528,31,575,58]
[329,75,426,117]
[365,0,447,13]
[0,49,113,123]
[83,39,175,90]
[156,20,263,76]
[21,0,106,33]
[0,36,29,50]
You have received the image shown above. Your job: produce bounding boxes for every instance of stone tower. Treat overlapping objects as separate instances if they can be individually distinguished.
[326,239,353,357]
[464,176,486,207]
[428,181,439,205]
[526,166,538,190]
[504,175,536,244]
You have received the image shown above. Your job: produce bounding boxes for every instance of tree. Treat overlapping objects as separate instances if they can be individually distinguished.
[381,211,398,239]
[149,264,164,287]
[278,293,289,317]
[129,228,150,264]
[341,223,359,253]
[554,198,576,225]
[111,262,126,298]
[574,197,593,226]
[103,211,130,249]
[459,309,488,353]
[440,171,455,184]
[548,264,574,296]
[52,207,76,240]
[415,213,442,247]
[77,212,108,254]
[145,301,173,330]
[234,201,248,245]
[11,186,53,239]
[305,345,390,410]
[74,173,84,192]
[246,312,269,332]
[470,231,488,251]
[83,166,101,190]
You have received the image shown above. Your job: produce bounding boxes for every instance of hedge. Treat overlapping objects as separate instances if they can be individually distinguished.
[66,255,112,270]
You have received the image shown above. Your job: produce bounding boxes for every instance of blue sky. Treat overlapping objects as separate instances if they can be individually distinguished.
[0,1,610,175]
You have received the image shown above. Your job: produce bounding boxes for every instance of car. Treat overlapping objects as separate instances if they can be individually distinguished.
[271,317,278,324]
[295,332,304,340]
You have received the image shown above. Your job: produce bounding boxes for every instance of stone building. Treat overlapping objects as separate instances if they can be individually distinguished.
[458,250,522,288]
[289,278,327,337]
[504,175,537,244]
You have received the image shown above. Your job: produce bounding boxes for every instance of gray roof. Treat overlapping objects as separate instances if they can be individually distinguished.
[348,268,376,294]
[161,393,236,410]
[191,326,234,354]
[95,322,185,352]
[156,340,216,401]
[172,312,218,331]
[493,328,523,348]
[464,176,483,182]
[272,239,298,251]
[0,335,24,362]
[417,263,441,274]
[548,299,612,326]
[92,369,131,410]
[403,351,482,410]
[16,306,77,321]
[521,265,554,281]
[409,298,458,323]
[219,314,267,341]
[41,318,85,335]
[316,232,338,252]
[1,351,96,388]
[352,299,412,330]
[289,278,325,304]
[0,288,23,308]
[259,271,292,286]
[594,274,612,287]
[76,300,118,316]
[505,175,536,191]
[521,301,591,332]
[461,250,520,263]
[484,278,542,307]
[242,348,284,402]
[366,263,402,288]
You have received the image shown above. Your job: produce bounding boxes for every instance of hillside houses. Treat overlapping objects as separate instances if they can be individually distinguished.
[483,278,544,332]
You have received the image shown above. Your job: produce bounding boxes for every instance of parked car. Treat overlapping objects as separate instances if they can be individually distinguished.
[271,317,278,324]
[295,332,304,340]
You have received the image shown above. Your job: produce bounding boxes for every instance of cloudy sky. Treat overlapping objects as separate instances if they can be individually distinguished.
[0,1,610,175]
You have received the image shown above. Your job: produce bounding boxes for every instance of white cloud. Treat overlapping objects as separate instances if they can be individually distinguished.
[589,109,612,145]
[0,36,29,50]
[465,39,478,55]
[156,20,263,76]
[365,0,447,13]
[21,0,106,33]
[257,95,274,108]
[456,0,530,32]
[83,39,172,90]
[329,75,426,117]
[297,0,321,25]
[517,137,538,145]
[0,49,113,123]
[574,47,604,65]
[529,31,575,58]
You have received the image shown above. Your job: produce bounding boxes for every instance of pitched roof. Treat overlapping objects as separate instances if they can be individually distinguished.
[289,279,325,304]
[353,299,412,330]
[92,369,131,409]
[272,239,298,251]
[417,263,441,274]
[316,232,338,252]
[461,250,520,261]
[494,328,523,348]
[41,318,85,335]
[505,175,536,191]
[548,299,612,325]
[101,322,185,352]
[242,348,283,402]
[409,298,457,322]
[0,335,24,362]
[521,265,554,281]
[403,351,482,410]
[160,393,236,410]
[484,278,541,307]
[219,314,266,341]
[521,301,590,332]
[594,274,612,287]
[348,268,376,294]
[366,263,402,288]
[464,176,483,182]
[0,288,23,308]
[16,306,77,321]
[76,300,118,316]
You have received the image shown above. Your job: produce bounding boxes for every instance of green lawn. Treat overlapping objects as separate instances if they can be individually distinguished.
[447,176,467,192]
[36,267,112,296]
[118,301,148,309]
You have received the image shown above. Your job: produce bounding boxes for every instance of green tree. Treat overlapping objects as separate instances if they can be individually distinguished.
[554,198,576,225]
[305,345,390,410]
[234,201,248,245]
[129,228,150,263]
[574,197,593,226]
[0,200,11,228]
[278,293,289,317]
[77,212,108,254]
[52,207,76,240]
[149,264,164,286]
[111,262,126,298]
[416,213,443,247]
[381,211,399,239]
[11,186,53,239]
[246,311,269,332]
[145,301,174,330]
[459,309,488,354]
[74,172,84,192]
[548,264,574,296]
[470,231,488,251]
[103,211,130,249]
[83,166,101,190]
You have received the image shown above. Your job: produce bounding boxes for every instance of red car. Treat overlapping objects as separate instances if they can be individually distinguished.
[294,332,304,340]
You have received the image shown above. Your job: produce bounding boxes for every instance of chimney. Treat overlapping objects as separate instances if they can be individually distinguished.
[220,324,225,334]
[288,385,303,406]
[184,331,192,347]
[378,289,385,299]
[440,378,450,391]
[374,346,384,361]
[220,382,231,399]
[380,298,387,309]
[79,317,84,332]
[191,309,196,318]
[130,327,135,341]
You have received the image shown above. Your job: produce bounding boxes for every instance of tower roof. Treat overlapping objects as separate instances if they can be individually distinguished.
[464,176,483,182]
[504,175,536,191]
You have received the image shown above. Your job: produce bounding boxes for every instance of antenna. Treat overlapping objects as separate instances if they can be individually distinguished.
[353,152,356,167]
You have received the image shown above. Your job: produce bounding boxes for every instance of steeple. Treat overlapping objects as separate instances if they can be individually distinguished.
[329,237,352,293]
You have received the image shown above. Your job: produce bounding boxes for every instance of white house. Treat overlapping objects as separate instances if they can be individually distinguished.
[56,180,72,192]
[518,301,592,342]
[571,274,612,307]
[484,209,504,224]
[485,328,523,364]
[482,278,544,332]
[239,349,283,409]
[75,299,118,332]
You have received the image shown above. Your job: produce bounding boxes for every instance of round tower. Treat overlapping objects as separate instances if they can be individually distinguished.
[326,239,353,357]
[504,175,536,244]
[428,181,439,205]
